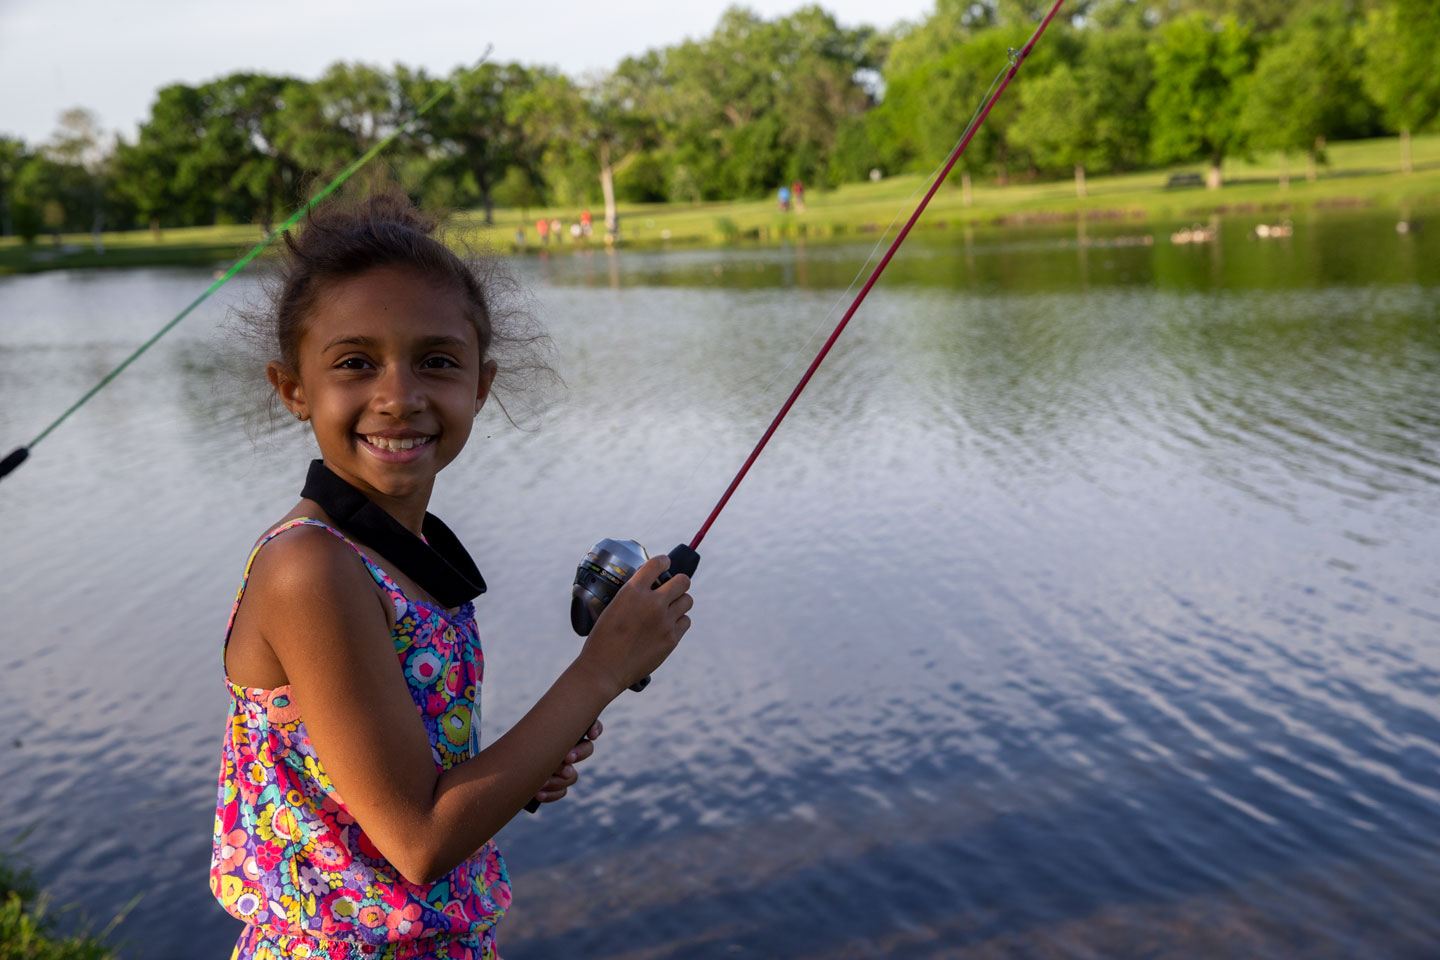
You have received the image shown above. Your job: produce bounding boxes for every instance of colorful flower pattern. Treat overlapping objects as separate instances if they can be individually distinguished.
[213,518,508,960]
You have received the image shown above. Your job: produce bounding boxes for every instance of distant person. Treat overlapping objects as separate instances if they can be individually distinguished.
[210,187,694,958]
[549,218,562,242]
[570,222,582,240]
[580,209,592,237]
[792,180,805,213]
[778,185,791,212]
[536,217,549,245]
[515,227,526,247]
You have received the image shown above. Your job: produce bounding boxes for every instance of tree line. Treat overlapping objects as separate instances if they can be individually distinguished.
[1,0,1437,243]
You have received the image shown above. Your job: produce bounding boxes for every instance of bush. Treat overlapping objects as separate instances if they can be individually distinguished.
[490,166,545,209]
[614,151,668,203]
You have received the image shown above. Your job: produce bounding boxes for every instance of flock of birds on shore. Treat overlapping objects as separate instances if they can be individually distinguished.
[1148,217,1416,245]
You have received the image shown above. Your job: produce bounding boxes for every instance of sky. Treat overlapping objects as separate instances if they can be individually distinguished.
[0,0,934,146]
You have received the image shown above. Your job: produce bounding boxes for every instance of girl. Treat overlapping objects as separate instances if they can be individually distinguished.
[212,190,694,959]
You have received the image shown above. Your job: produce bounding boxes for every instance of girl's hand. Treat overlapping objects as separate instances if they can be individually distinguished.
[578,555,694,696]
[532,721,602,804]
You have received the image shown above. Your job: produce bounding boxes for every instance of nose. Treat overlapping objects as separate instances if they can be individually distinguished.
[373,362,425,418]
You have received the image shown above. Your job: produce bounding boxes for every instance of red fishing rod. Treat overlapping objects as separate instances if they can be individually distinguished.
[567,0,1069,642]
[539,2,1068,815]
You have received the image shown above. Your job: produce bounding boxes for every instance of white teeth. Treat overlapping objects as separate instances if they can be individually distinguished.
[365,435,430,452]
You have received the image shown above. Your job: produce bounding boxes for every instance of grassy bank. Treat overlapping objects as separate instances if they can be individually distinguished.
[0,853,121,960]
[3,133,1439,276]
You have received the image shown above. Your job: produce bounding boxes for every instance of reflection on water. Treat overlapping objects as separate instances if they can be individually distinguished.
[1,209,1438,958]
[537,206,1435,297]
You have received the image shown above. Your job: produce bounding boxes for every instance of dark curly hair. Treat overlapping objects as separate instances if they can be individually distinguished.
[234,181,557,429]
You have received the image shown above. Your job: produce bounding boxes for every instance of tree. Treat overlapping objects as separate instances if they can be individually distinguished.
[274,63,415,194]
[0,137,28,236]
[1011,27,1153,196]
[1080,27,1154,173]
[1147,14,1255,188]
[1011,64,1102,197]
[1240,3,1370,185]
[1155,0,1315,32]
[122,75,302,231]
[603,5,875,201]
[768,6,878,185]
[45,107,112,243]
[877,24,1072,188]
[424,62,538,225]
[1081,0,1152,30]
[185,74,305,231]
[220,74,305,231]
[885,0,1000,82]
[116,82,211,229]
[514,61,660,233]
[10,154,92,241]
[581,67,657,236]
[1358,0,1440,173]
[512,70,597,208]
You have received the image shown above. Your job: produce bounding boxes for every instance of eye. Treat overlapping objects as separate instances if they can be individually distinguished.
[421,355,461,370]
[335,356,373,370]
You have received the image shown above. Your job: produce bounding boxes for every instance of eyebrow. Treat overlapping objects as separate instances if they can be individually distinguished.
[323,334,472,352]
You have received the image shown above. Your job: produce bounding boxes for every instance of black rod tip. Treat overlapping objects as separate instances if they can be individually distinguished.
[0,446,28,479]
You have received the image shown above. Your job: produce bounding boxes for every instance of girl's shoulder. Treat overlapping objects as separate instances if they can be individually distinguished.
[225,504,395,689]
[243,506,389,621]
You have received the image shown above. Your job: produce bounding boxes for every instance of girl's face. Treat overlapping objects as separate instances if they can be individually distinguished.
[269,265,496,518]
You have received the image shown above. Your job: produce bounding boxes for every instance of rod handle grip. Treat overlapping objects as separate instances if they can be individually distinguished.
[524,724,603,814]
[630,544,702,693]
[0,446,29,480]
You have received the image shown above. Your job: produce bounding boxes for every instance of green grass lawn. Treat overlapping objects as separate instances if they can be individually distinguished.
[463,132,1440,249]
[4,133,1439,275]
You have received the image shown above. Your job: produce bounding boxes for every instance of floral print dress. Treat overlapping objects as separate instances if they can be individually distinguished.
[212,518,510,960]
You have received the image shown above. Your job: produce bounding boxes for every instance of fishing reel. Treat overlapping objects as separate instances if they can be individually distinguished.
[571,538,701,692]
[525,537,701,814]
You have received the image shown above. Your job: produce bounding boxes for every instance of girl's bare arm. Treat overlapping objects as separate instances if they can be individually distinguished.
[246,528,691,884]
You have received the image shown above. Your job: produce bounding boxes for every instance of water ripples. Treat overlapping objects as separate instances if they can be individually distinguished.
[2,217,1438,956]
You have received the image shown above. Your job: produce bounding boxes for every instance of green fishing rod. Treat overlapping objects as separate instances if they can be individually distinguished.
[0,47,492,483]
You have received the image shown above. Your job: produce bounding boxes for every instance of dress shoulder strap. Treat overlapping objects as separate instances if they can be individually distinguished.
[221,517,397,660]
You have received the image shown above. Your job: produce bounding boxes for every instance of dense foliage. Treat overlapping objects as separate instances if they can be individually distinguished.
[1,0,1436,239]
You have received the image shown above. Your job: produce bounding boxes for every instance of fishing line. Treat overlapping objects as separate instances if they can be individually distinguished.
[652,58,1013,528]
[565,0,1068,706]
[0,47,493,483]
[729,58,1014,415]
[686,1,1067,551]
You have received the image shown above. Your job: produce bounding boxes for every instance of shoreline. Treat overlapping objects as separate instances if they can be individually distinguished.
[2,133,1437,277]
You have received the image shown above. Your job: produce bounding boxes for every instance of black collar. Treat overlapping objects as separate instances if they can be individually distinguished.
[300,459,486,608]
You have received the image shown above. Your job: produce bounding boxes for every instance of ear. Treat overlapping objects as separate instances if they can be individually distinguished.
[267,362,309,421]
[475,359,499,414]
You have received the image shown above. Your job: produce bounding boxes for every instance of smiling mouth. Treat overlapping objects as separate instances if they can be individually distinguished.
[357,434,437,465]
[363,434,434,452]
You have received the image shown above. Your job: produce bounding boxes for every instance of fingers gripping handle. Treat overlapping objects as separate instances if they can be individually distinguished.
[629,543,701,693]
[528,543,700,815]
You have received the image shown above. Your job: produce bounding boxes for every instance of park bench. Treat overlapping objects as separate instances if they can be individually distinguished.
[1165,172,1205,189]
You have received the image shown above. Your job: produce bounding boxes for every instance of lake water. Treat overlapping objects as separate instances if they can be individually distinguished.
[2,208,1439,958]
